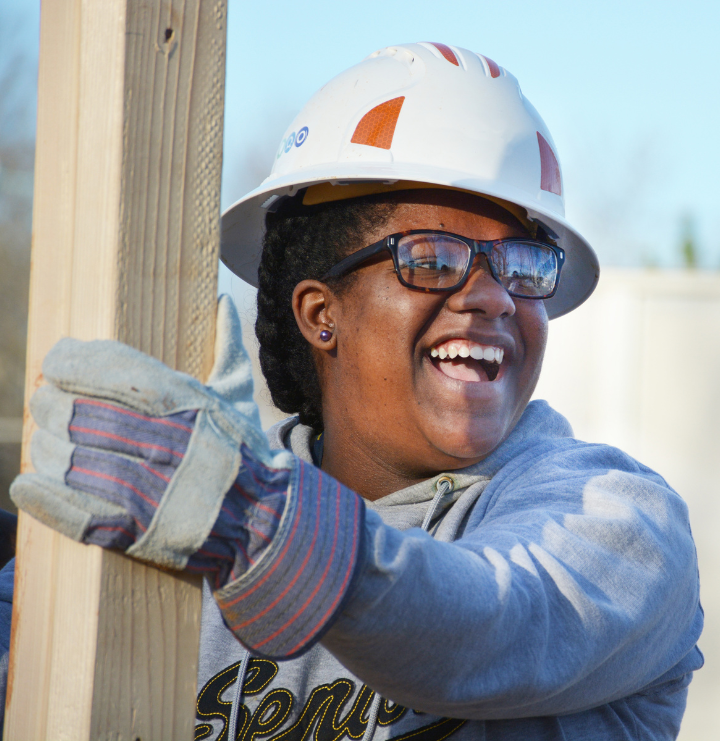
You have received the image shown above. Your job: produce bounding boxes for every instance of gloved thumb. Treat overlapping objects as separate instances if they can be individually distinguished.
[206,294,263,430]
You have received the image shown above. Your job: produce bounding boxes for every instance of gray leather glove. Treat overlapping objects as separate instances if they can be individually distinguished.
[11,295,293,571]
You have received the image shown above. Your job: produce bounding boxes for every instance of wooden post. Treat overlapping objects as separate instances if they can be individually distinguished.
[4,0,227,738]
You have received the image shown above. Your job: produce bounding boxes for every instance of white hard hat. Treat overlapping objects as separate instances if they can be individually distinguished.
[221,42,599,318]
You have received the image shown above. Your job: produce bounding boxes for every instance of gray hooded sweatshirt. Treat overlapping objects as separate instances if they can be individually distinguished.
[194,400,703,741]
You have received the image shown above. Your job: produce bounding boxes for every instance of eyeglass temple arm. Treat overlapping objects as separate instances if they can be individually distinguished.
[320,239,388,280]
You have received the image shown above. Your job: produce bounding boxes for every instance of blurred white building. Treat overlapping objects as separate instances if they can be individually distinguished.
[534,268,720,740]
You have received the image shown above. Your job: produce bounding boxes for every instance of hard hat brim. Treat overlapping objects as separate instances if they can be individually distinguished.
[221,163,599,320]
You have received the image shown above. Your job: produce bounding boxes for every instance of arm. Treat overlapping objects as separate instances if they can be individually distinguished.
[320,446,702,717]
[208,435,700,717]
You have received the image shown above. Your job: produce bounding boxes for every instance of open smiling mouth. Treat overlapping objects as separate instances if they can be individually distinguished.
[429,340,503,383]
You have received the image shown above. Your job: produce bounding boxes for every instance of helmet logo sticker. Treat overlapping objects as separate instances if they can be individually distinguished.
[351,97,405,150]
[478,54,501,78]
[537,132,562,195]
[428,42,459,66]
[276,126,310,159]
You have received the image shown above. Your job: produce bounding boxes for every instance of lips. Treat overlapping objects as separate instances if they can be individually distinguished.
[428,338,505,383]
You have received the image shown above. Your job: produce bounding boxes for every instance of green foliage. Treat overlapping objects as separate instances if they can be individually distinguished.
[680,214,699,270]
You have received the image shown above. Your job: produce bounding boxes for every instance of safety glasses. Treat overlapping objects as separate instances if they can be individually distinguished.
[322,230,565,299]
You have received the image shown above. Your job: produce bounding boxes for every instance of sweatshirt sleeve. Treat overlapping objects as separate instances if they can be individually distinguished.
[212,457,365,658]
[320,441,703,718]
[214,439,702,719]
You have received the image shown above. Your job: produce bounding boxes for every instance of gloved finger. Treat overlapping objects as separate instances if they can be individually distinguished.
[30,385,74,440]
[31,427,75,480]
[206,295,263,431]
[10,472,128,543]
[31,383,196,466]
[42,337,213,417]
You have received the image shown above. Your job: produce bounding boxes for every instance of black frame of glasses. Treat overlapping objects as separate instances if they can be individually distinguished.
[321,229,566,299]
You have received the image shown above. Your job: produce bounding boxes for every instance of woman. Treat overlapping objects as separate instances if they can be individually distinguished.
[9,43,703,740]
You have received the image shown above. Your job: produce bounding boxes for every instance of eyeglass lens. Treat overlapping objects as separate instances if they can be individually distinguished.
[396,234,558,297]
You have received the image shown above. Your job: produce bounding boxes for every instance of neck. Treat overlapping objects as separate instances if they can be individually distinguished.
[319,426,434,501]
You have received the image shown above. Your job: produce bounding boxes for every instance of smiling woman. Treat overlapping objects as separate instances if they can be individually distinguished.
[262,189,550,497]
[5,42,703,741]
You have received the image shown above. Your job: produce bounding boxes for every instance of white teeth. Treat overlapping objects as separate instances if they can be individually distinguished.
[431,341,505,364]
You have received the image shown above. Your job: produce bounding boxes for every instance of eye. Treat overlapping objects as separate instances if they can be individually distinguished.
[491,241,557,297]
[407,257,448,270]
[504,270,553,295]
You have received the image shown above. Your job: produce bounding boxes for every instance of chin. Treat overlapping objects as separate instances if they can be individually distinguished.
[429,418,511,464]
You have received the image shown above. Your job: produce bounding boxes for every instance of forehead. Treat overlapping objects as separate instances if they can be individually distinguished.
[367,189,530,244]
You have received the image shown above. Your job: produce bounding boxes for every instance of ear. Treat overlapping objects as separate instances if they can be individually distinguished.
[292,280,338,351]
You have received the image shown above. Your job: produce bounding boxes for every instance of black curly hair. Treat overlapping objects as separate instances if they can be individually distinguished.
[255,192,397,432]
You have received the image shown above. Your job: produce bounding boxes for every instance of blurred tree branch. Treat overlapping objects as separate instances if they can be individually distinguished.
[0,7,35,420]
[0,4,36,511]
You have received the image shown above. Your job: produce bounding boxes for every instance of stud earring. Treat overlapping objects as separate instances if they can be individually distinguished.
[319,329,332,342]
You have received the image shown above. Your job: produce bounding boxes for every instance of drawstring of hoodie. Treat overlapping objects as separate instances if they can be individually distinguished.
[228,476,454,741]
[228,649,252,741]
[422,477,453,531]
[361,476,454,741]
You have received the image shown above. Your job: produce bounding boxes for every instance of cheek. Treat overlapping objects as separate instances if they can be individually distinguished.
[499,303,547,425]
[336,282,432,414]
[519,304,548,381]
[342,281,421,363]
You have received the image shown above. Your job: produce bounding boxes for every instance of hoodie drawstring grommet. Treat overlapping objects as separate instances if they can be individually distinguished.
[421,476,454,531]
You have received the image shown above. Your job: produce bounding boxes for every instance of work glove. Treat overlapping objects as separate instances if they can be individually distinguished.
[11,294,365,658]
[11,295,293,581]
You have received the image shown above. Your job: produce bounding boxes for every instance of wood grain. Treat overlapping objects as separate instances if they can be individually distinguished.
[4,0,227,738]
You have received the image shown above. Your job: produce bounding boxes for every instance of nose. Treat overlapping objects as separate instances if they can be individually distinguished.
[445,255,516,318]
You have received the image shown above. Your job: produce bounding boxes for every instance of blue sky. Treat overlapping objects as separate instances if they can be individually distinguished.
[5,0,719,291]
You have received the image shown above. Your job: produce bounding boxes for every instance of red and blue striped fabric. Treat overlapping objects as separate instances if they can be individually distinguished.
[214,458,365,659]
[67,400,197,549]
[186,446,289,588]
[70,399,195,463]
